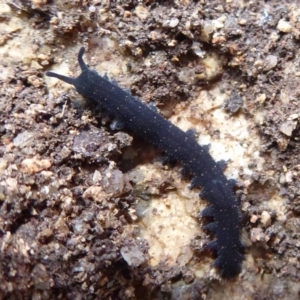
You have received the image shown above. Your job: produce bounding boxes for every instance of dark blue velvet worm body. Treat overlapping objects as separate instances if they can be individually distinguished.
[46,47,244,278]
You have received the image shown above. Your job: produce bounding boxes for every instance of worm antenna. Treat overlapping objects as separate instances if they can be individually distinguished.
[78,47,87,71]
[45,71,75,85]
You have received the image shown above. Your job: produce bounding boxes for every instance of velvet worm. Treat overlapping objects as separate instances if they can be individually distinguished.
[46,47,243,278]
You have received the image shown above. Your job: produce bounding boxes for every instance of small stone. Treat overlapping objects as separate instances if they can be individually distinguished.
[5,177,18,192]
[285,171,293,183]
[279,173,286,184]
[27,75,43,87]
[50,17,58,25]
[250,227,264,242]
[0,158,7,174]
[238,19,247,25]
[254,60,263,67]
[13,131,36,147]
[20,158,51,174]
[256,94,266,104]
[288,114,299,120]
[270,32,280,42]
[280,121,297,136]
[92,170,102,184]
[31,263,52,290]
[30,61,43,70]
[277,19,293,33]
[212,35,227,44]
[250,215,258,223]
[167,39,177,47]
[120,245,145,267]
[224,93,243,114]
[242,201,251,211]
[260,211,271,227]
[124,11,132,18]
[38,228,53,243]
[183,270,195,284]
[135,5,149,20]
[169,18,179,28]
[264,55,277,71]
[215,5,224,12]
[191,42,205,58]
[89,5,96,12]
[32,0,47,7]
[149,30,161,41]
[201,21,215,42]
[37,53,49,61]
[101,169,131,197]
[83,186,110,203]
[214,18,225,29]
[0,66,15,81]
[277,138,289,151]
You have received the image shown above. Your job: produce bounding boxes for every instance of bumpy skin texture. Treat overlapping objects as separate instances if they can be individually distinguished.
[46,47,243,278]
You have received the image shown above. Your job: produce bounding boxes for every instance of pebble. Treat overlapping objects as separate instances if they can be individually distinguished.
[135,5,149,20]
[277,19,293,33]
[20,158,51,174]
[250,227,264,242]
[120,245,145,267]
[169,18,179,28]
[250,214,258,223]
[260,211,271,227]
[89,5,96,13]
[238,19,247,25]
[280,121,297,136]
[263,55,277,72]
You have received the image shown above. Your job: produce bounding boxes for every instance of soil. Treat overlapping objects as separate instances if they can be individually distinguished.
[1,0,300,299]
